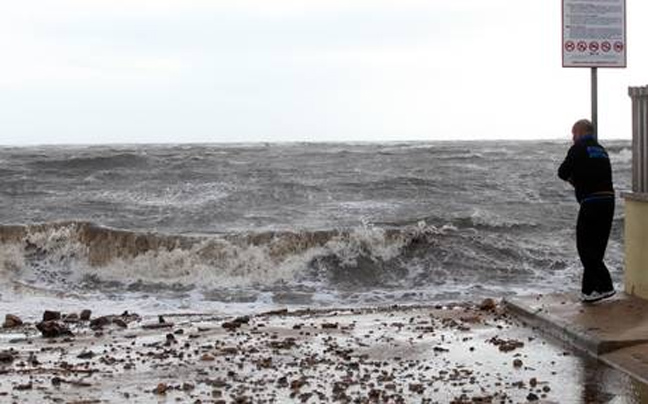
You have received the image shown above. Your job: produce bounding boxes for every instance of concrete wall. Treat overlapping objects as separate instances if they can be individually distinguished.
[624,194,648,298]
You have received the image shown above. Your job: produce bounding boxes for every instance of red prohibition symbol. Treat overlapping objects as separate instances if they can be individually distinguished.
[601,41,612,52]
[564,41,576,52]
[577,41,588,52]
[614,41,624,52]
[589,41,599,52]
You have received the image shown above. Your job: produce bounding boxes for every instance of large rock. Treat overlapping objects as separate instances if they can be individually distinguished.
[42,310,61,322]
[3,314,23,328]
[36,321,73,338]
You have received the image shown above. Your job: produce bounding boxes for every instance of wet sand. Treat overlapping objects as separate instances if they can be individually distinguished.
[0,300,645,403]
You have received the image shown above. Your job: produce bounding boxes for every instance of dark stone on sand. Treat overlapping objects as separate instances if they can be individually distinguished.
[142,322,173,330]
[222,321,242,331]
[42,310,61,322]
[153,383,168,395]
[80,309,92,321]
[268,338,296,350]
[77,350,95,359]
[36,320,73,338]
[3,314,23,328]
[321,323,338,329]
[513,359,523,368]
[14,382,32,391]
[0,351,15,363]
[51,376,63,386]
[222,316,251,331]
[487,336,524,353]
[479,298,497,311]
[90,316,111,329]
[527,392,539,401]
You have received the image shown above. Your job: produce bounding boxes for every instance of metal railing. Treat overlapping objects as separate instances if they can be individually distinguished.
[629,85,648,193]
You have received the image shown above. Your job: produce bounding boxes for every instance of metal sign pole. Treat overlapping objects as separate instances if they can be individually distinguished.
[591,67,598,139]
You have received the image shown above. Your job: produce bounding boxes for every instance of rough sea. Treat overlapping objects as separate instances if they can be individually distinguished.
[0,140,632,319]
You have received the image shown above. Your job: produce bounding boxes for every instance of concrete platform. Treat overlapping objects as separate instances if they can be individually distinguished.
[505,292,648,385]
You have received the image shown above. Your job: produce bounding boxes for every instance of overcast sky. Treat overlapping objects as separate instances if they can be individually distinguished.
[1,0,646,145]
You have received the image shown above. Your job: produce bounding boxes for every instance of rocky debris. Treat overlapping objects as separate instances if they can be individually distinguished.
[513,359,523,368]
[14,382,32,391]
[479,298,497,311]
[42,310,61,322]
[0,303,583,403]
[268,338,296,350]
[0,351,15,363]
[222,316,250,331]
[487,336,525,353]
[91,312,140,330]
[142,322,173,330]
[35,320,73,338]
[89,316,111,329]
[153,383,168,395]
[77,350,95,359]
[2,314,23,329]
[80,309,92,321]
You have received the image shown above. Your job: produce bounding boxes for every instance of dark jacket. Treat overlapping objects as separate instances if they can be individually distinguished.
[558,135,614,203]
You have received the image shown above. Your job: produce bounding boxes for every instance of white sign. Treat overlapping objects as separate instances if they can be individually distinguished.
[562,0,626,68]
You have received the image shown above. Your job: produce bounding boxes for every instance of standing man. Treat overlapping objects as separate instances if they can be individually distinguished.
[558,119,616,303]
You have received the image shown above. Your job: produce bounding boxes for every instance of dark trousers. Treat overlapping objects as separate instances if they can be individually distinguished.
[576,197,614,295]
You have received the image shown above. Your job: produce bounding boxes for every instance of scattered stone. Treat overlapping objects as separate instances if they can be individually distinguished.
[222,321,242,331]
[0,351,15,363]
[479,298,497,311]
[222,316,250,331]
[201,353,215,361]
[77,350,95,359]
[321,323,338,329]
[409,383,425,394]
[142,322,173,330]
[3,314,23,328]
[14,382,32,391]
[513,359,523,368]
[36,320,73,338]
[487,336,524,352]
[527,392,539,401]
[153,383,168,395]
[90,316,111,330]
[269,338,296,350]
[80,309,92,321]
[42,310,61,321]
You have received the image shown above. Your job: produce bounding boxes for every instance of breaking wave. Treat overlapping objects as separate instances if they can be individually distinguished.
[0,220,567,303]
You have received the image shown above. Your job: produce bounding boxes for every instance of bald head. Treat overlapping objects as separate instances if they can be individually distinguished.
[572,119,595,143]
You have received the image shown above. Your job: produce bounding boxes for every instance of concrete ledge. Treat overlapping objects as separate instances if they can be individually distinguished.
[601,344,648,385]
[504,292,648,358]
[622,192,648,202]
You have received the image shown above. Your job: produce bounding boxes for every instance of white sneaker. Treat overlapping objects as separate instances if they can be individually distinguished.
[581,289,616,303]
